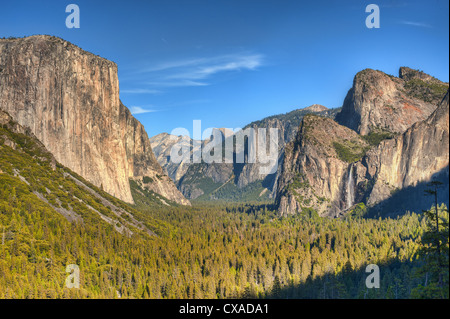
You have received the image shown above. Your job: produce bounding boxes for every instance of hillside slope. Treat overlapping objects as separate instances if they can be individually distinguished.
[0,109,175,237]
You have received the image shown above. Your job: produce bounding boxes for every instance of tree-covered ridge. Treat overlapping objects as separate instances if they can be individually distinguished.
[243,106,340,131]
[0,118,168,237]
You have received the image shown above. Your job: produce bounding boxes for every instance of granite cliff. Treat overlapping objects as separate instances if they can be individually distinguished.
[0,35,189,205]
[276,114,370,216]
[335,67,448,135]
[276,68,448,217]
[360,90,449,215]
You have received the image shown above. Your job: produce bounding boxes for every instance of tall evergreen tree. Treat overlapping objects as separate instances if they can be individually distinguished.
[412,181,449,299]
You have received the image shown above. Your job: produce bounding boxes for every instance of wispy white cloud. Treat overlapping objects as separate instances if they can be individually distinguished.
[141,57,211,73]
[121,88,162,94]
[146,80,209,87]
[399,20,433,28]
[166,54,263,81]
[129,106,157,115]
[165,99,211,107]
[136,53,264,88]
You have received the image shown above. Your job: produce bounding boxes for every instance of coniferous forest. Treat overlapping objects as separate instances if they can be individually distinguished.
[1,189,448,299]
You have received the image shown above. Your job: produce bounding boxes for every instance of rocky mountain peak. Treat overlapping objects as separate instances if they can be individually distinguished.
[399,66,440,83]
[276,83,449,217]
[335,67,448,136]
[302,104,328,112]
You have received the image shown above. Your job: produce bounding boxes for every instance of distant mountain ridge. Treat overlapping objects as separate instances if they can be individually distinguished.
[150,105,340,201]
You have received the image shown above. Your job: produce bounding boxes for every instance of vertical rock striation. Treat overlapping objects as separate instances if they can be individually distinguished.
[362,90,449,212]
[276,67,448,217]
[275,114,369,216]
[0,35,189,205]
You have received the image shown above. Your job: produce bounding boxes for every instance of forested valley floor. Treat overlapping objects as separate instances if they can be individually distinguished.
[1,187,447,299]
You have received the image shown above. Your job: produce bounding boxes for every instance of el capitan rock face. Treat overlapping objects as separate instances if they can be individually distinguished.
[0,35,189,205]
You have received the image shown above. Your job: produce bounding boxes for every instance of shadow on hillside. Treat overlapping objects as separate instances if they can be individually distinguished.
[254,258,423,299]
[367,166,449,218]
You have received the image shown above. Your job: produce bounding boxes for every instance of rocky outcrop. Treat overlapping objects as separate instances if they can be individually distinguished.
[335,68,448,135]
[150,133,195,183]
[121,104,190,205]
[150,128,232,184]
[0,35,189,205]
[235,106,340,196]
[302,104,328,113]
[275,114,369,216]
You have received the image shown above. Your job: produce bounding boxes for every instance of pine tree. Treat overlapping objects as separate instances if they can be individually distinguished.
[412,181,449,299]
[271,275,282,298]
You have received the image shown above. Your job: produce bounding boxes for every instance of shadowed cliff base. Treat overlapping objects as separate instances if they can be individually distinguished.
[366,166,449,218]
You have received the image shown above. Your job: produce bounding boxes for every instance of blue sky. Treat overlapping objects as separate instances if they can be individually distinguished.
[1,0,448,137]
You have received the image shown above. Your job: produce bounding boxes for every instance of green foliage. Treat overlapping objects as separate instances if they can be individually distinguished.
[142,176,154,184]
[404,78,449,104]
[195,179,272,203]
[300,207,318,219]
[412,195,449,299]
[182,170,272,203]
[347,202,368,218]
[0,176,430,299]
[333,141,370,163]
[363,130,395,146]
[287,173,310,193]
[189,177,223,198]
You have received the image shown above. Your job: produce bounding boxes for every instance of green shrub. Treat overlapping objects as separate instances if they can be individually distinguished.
[142,176,154,184]
[333,141,369,163]
[404,78,448,103]
[363,130,395,146]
